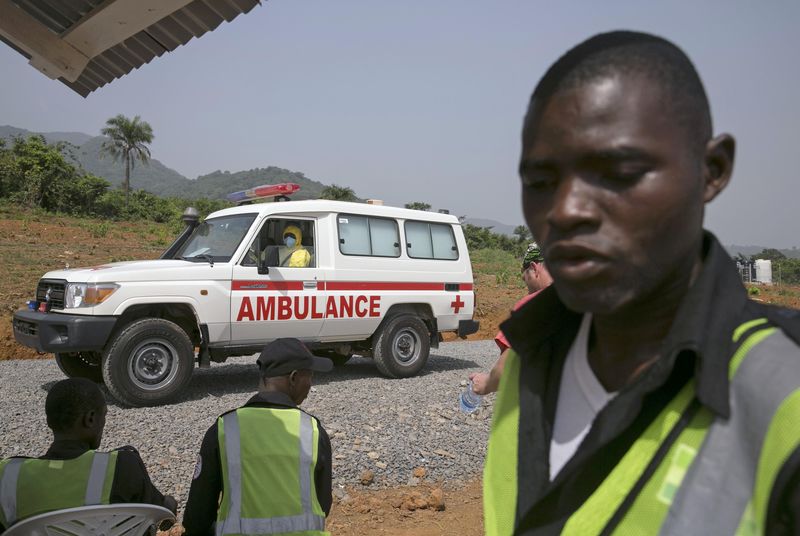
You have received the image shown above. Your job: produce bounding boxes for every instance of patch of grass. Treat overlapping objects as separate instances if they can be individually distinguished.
[748,286,761,296]
[87,222,109,238]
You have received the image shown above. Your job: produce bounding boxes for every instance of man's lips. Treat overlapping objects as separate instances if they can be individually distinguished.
[546,243,612,279]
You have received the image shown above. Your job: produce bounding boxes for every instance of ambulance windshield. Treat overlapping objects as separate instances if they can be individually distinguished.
[177,213,256,263]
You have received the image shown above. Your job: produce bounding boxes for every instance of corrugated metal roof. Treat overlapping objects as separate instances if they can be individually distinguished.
[3,0,261,97]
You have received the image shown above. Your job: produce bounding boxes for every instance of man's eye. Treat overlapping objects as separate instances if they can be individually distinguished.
[603,168,649,183]
[521,172,557,190]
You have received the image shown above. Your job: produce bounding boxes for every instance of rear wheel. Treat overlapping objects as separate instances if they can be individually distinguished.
[373,315,430,378]
[102,318,194,407]
[55,352,102,383]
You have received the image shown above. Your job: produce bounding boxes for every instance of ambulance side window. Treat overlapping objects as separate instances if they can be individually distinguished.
[338,214,400,257]
[405,221,459,260]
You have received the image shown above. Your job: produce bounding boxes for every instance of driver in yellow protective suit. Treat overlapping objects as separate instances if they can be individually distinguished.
[279,224,311,268]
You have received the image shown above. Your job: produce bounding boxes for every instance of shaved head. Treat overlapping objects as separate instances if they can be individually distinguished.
[525,31,712,157]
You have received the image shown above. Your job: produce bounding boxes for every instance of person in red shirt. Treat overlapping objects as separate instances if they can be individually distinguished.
[469,243,552,395]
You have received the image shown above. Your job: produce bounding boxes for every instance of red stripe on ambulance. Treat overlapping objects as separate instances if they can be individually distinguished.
[232,281,303,291]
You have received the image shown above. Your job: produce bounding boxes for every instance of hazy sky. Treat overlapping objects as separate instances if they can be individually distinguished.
[1,1,798,247]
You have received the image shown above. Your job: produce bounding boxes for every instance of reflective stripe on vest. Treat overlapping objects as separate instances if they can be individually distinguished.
[216,409,327,535]
[0,451,115,527]
[0,458,24,527]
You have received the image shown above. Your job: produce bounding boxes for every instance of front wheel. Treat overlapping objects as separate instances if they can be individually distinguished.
[373,315,430,378]
[102,318,194,407]
[55,352,103,383]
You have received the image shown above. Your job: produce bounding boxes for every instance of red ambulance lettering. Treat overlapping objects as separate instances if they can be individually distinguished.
[339,296,353,317]
[237,297,254,321]
[325,297,339,318]
[278,296,292,320]
[311,296,324,319]
[236,294,382,321]
[294,296,309,319]
[355,296,368,318]
[257,296,275,321]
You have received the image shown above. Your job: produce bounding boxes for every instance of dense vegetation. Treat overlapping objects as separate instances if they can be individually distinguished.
[0,136,229,229]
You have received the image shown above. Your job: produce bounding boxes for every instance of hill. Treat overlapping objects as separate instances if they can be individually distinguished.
[189,168,332,200]
[0,125,92,147]
[725,244,800,259]
[1,125,339,201]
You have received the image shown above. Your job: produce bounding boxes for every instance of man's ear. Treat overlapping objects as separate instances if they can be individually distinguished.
[703,134,735,203]
[82,410,96,429]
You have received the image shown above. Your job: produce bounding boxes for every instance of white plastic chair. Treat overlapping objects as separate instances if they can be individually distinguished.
[1,503,176,536]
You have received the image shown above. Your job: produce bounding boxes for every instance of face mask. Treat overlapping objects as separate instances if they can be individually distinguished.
[284,236,296,247]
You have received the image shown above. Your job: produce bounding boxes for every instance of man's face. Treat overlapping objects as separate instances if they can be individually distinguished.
[520,74,708,314]
[522,262,551,294]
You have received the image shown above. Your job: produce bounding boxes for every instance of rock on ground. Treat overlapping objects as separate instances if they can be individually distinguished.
[0,340,498,513]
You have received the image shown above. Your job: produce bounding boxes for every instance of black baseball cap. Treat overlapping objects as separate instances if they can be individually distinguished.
[256,338,333,377]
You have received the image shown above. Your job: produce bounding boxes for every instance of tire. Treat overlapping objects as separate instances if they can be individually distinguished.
[102,318,194,407]
[373,315,430,378]
[55,352,103,383]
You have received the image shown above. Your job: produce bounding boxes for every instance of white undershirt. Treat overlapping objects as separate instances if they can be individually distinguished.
[549,314,616,481]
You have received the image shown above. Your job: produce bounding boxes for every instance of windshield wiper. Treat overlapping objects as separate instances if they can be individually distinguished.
[181,254,215,267]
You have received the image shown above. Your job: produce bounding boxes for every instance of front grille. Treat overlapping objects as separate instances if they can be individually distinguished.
[13,318,37,336]
[36,279,67,310]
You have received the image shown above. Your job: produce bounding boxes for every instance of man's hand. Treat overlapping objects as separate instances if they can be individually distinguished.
[469,372,493,395]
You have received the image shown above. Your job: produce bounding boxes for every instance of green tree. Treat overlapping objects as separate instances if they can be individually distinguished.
[0,135,109,214]
[513,225,531,244]
[319,184,357,201]
[751,248,786,262]
[405,201,431,211]
[100,114,154,206]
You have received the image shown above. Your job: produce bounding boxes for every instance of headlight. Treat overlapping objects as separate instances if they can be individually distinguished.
[64,283,120,308]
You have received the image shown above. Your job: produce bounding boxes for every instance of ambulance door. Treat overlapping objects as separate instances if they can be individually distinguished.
[230,216,326,344]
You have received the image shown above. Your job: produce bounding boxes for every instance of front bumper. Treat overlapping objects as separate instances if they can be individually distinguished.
[12,310,117,353]
[458,319,480,338]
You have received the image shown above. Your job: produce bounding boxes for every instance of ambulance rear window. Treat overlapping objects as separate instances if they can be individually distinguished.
[405,221,459,260]
[338,214,400,258]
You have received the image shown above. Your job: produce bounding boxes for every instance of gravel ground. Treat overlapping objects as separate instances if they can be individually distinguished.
[0,340,497,510]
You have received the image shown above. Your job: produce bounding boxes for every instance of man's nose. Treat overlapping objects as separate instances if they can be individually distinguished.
[546,175,600,232]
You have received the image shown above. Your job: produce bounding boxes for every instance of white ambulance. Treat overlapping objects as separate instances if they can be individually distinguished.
[12,198,479,406]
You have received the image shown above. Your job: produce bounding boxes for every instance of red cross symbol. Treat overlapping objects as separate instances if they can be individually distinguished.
[450,294,465,314]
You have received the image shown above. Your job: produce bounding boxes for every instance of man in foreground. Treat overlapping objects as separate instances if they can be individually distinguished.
[0,378,177,531]
[183,338,333,536]
[470,243,552,395]
[484,31,800,535]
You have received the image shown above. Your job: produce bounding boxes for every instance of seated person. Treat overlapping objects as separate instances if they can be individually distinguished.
[278,224,312,267]
[0,378,177,531]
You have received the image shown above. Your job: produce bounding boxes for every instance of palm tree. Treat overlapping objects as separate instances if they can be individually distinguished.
[100,114,154,206]
[320,184,357,201]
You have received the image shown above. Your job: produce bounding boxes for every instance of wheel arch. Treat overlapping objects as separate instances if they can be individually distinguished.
[109,302,201,348]
[372,303,438,348]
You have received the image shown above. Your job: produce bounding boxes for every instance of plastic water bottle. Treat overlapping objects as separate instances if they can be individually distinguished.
[459,381,482,414]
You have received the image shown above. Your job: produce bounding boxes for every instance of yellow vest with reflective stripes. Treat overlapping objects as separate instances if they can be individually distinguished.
[215,407,328,536]
[484,318,800,535]
[0,450,118,529]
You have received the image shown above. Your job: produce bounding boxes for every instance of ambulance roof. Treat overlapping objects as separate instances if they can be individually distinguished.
[206,200,461,224]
